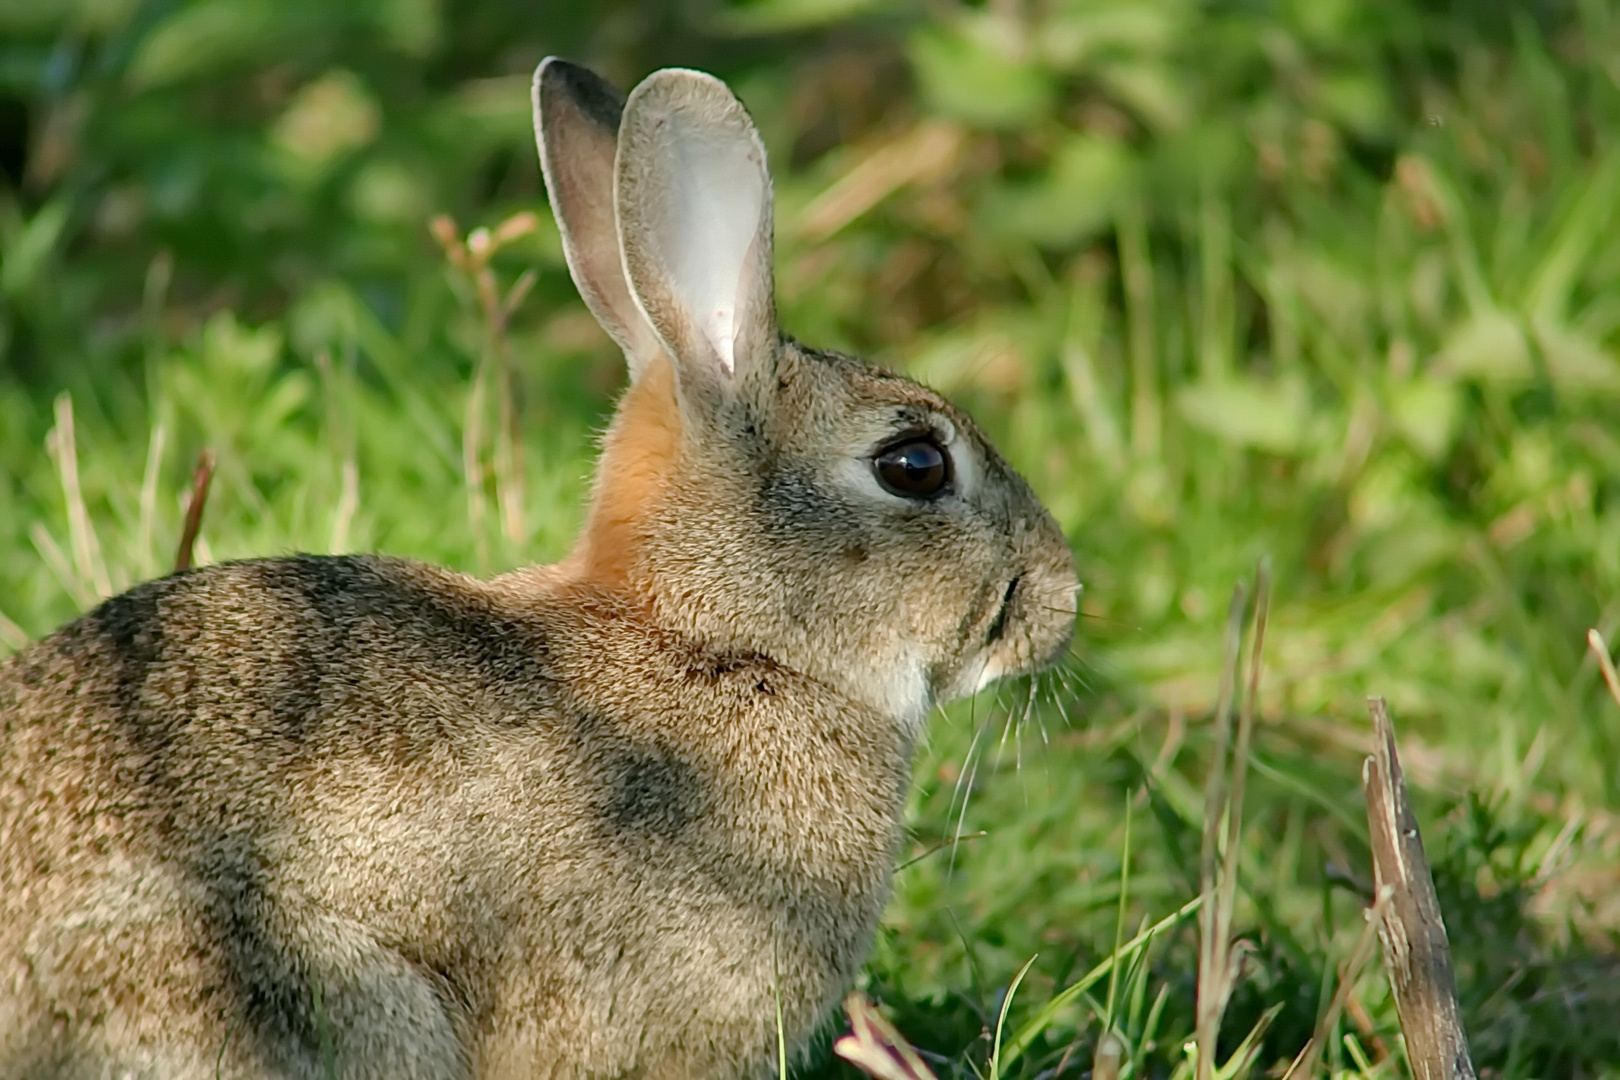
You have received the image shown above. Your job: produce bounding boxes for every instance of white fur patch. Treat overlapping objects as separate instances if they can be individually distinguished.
[869,646,931,733]
[973,655,1005,693]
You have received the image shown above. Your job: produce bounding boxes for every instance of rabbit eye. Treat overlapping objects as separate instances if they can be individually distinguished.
[873,438,951,499]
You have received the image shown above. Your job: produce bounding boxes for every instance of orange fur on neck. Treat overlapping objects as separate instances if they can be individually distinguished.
[564,355,681,600]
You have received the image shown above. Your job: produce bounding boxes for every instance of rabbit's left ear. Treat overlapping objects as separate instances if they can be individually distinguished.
[533,58,666,379]
[614,68,778,404]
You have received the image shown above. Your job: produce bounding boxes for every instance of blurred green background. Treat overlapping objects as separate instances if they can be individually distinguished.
[4,0,1620,1075]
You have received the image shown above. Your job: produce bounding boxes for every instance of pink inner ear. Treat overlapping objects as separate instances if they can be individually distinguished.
[650,118,766,378]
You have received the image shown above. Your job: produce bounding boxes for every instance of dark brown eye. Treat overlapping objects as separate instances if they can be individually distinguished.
[873,438,951,498]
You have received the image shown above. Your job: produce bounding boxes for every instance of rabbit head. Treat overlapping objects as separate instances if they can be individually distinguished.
[533,60,1079,729]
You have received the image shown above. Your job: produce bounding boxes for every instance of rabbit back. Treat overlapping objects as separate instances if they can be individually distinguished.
[0,554,910,1078]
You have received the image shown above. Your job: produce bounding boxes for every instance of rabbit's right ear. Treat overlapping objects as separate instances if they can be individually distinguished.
[533,58,665,377]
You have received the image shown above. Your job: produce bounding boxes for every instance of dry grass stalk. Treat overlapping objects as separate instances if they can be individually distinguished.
[1092,1030,1126,1080]
[48,392,111,599]
[0,608,28,652]
[173,448,216,572]
[1363,697,1478,1080]
[796,121,966,241]
[1281,884,1392,1080]
[138,422,168,575]
[1193,581,1245,1080]
[28,522,87,608]
[1589,629,1620,709]
[432,211,539,553]
[1194,559,1271,1080]
[314,352,360,554]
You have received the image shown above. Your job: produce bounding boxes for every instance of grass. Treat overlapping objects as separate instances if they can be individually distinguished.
[4,0,1620,1075]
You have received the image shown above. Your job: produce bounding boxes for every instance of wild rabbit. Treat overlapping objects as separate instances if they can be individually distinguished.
[0,59,1079,1079]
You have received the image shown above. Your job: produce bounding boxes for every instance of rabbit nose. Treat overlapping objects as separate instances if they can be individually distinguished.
[1025,572,1080,671]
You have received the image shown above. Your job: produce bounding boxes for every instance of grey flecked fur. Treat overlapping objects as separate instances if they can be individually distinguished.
[0,60,1078,1079]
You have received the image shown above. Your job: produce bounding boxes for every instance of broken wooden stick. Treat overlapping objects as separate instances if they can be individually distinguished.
[1363,697,1477,1080]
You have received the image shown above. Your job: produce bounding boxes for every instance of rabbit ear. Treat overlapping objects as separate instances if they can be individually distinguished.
[533,58,665,377]
[615,69,777,402]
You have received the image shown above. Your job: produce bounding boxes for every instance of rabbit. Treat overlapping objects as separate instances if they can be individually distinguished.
[0,58,1079,1080]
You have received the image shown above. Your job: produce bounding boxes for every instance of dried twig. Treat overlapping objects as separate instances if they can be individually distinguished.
[834,993,939,1080]
[1345,995,1392,1063]
[1219,558,1269,963]
[1363,698,1477,1080]
[174,448,216,572]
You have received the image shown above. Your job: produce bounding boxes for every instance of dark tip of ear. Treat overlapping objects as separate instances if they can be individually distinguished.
[536,57,626,134]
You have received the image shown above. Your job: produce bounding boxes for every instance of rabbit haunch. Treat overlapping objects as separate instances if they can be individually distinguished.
[0,58,1079,1079]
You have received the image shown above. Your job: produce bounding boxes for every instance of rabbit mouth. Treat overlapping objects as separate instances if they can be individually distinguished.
[970,654,1007,694]
[950,575,1025,699]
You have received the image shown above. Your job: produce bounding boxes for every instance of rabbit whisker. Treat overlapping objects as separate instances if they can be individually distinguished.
[948,745,984,879]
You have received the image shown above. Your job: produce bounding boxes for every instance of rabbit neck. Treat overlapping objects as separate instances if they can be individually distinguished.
[543,355,932,731]
[557,354,681,604]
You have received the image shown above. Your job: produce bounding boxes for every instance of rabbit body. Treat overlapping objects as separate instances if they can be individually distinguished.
[0,59,1078,1079]
[1,553,906,1079]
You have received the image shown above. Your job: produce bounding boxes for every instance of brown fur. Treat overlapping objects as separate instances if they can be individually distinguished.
[565,355,683,594]
[0,60,1078,1078]
[1,558,906,1078]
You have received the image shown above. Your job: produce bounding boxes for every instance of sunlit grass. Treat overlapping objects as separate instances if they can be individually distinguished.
[4,1,1620,1076]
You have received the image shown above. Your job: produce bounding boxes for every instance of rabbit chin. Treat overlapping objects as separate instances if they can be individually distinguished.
[869,648,933,733]
[973,656,1007,692]
[842,648,1004,734]
[919,651,1008,718]
[858,642,1004,730]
